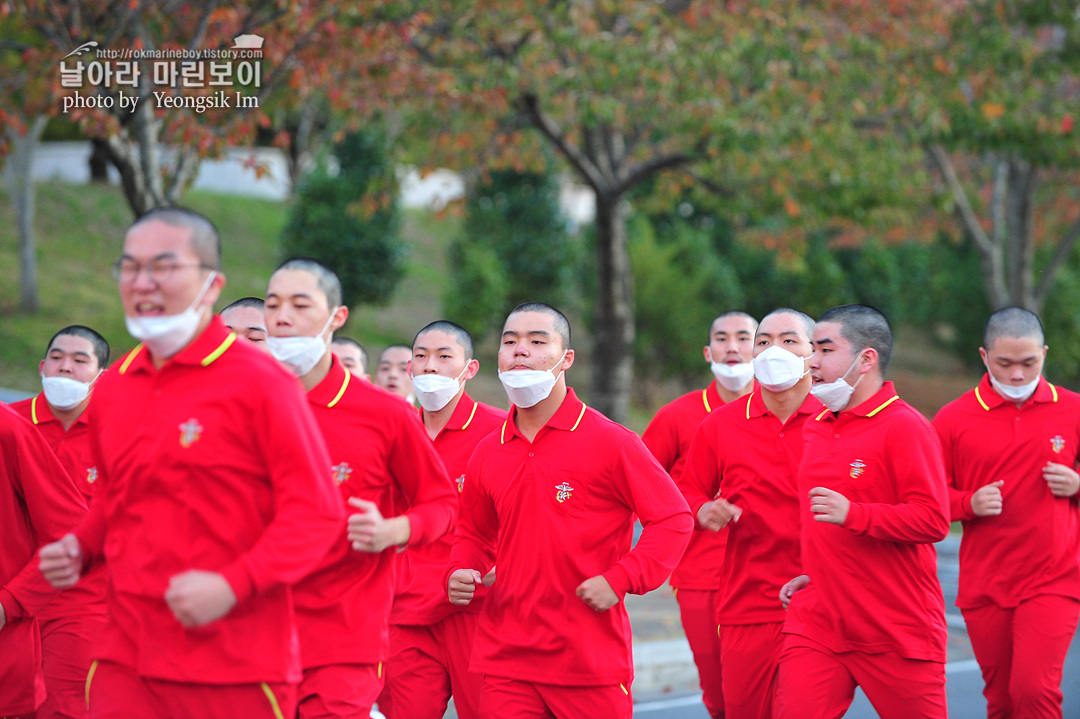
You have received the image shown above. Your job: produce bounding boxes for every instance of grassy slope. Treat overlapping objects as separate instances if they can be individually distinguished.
[0,181,977,424]
[0,181,495,397]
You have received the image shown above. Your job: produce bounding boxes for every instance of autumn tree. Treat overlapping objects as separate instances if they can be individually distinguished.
[401,0,847,422]
[1,1,422,218]
[921,2,1079,314]
[821,0,1080,315]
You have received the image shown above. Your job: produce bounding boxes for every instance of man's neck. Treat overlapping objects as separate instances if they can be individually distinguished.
[844,376,885,413]
[148,308,213,370]
[49,401,88,432]
[513,383,567,443]
[300,350,334,392]
[422,389,465,441]
[761,379,810,424]
[714,378,753,405]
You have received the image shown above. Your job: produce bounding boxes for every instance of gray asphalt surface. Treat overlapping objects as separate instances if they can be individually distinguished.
[634,537,1080,718]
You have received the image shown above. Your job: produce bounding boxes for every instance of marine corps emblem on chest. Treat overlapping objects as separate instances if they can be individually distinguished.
[86,467,98,484]
[178,418,203,448]
[849,459,866,479]
[455,475,465,493]
[555,482,575,503]
[332,461,352,485]
[1051,435,1066,454]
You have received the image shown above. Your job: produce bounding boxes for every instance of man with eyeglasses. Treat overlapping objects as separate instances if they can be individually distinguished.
[11,325,110,719]
[39,207,345,719]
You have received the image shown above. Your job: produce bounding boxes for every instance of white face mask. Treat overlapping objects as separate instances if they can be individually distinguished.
[125,272,217,358]
[987,369,1039,403]
[752,345,812,393]
[710,358,755,392]
[810,351,865,412]
[412,365,468,412]
[267,309,338,377]
[499,350,568,408]
[41,371,100,411]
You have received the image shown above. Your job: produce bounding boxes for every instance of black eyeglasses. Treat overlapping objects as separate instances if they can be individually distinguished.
[111,258,213,284]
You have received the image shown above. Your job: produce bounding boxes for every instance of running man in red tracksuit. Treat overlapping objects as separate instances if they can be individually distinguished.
[775,304,950,719]
[11,325,110,719]
[264,259,458,719]
[447,302,694,718]
[39,208,345,719]
[378,320,504,719]
[934,307,1080,718]
[678,308,821,718]
[641,310,757,719]
[0,404,87,718]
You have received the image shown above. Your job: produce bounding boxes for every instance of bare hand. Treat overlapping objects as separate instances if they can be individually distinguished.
[576,575,619,612]
[809,487,850,525]
[697,498,742,532]
[347,497,410,552]
[971,480,1004,516]
[164,570,237,628]
[780,574,810,609]
[482,567,496,587]
[0,601,5,630]
[39,534,84,588]
[1044,463,1080,498]
[448,568,482,606]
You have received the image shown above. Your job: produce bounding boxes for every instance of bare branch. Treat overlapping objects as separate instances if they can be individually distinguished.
[515,92,607,193]
[927,144,994,256]
[186,1,219,52]
[614,150,695,196]
[1035,214,1080,306]
[990,157,1008,248]
[926,143,1010,308]
[679,166,735,198]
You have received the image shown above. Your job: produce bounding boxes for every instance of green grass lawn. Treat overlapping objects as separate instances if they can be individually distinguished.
[0,181,470,395]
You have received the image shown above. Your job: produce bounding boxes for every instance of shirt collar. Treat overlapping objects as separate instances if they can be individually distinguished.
[443,391,480,432]
[704,381,723,413]
[501,388,587,444]
[974,373,1057,411]
[846,380,901,418]
[117,316,236,375]
[308,353,351,408]
[814,380,901,422]
[30,393,92,427]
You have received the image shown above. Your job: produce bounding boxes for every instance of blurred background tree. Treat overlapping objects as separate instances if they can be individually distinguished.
[280,126,404,307]
[444,164,576,339]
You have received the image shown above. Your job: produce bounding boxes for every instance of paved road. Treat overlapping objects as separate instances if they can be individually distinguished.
[635,645,1080,718]
[634,538,1080,718]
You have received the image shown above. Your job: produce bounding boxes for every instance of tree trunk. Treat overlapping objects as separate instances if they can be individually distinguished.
[89,138,111,183]
[6,115,49,313]
[928,146,1050,315]
[591,193,635,424]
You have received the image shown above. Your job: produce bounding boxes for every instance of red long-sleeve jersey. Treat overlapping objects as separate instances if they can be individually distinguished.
[390,392,504,627]
[933,375,1080,609]
[297,355,457,667]
[679,391,819,624]
[449,389,693,686]
[783,382,950,662]
[0,404,87,715]
[11,393,107,622]
[73,318,344,684]
[641,382,727,591]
